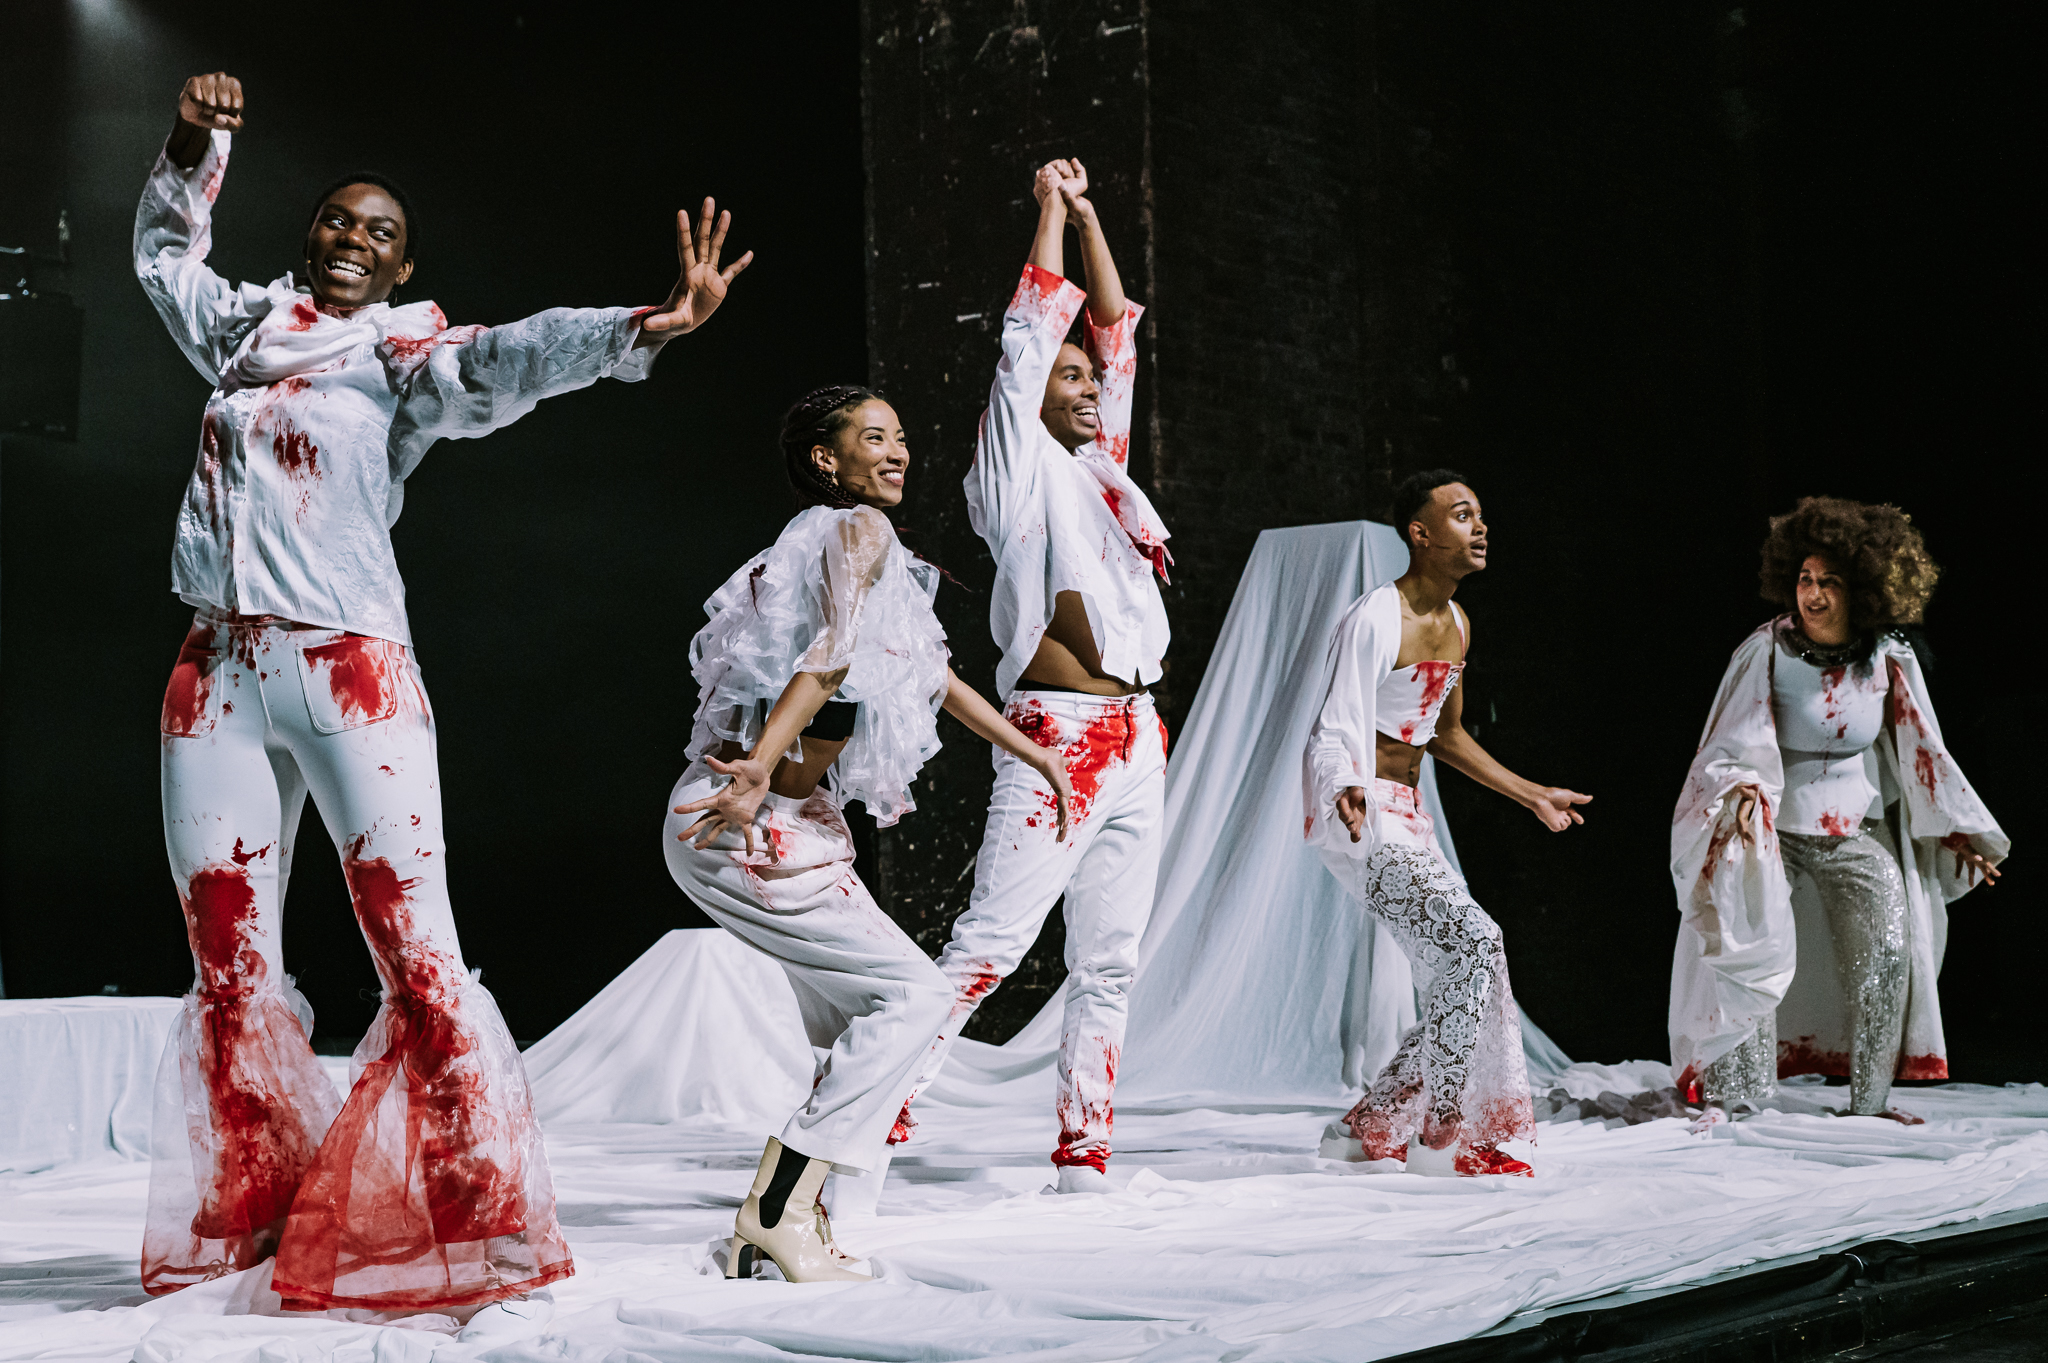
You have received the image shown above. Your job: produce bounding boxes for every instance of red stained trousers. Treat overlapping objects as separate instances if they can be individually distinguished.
[145,612,570,1310]
[901,691,1168,1171]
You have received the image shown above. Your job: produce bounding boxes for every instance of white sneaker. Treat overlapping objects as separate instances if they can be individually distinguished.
[1319,1121,1367,1161]
[1405,1136,1460,1177]
[1054,1164,1113,1195]
[457,1290,554,1342]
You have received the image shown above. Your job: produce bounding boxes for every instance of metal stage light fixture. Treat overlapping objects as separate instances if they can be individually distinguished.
[1,212,85,442]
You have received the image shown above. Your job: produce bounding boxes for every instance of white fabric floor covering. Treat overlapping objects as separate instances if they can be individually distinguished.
[0,998,180,1174]
[4,1070,2045,1363]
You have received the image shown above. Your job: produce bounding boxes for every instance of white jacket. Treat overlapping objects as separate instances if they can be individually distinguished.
[964,264,1169,697]
[134,131,659,645]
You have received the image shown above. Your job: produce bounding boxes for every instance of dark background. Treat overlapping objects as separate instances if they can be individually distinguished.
[3,2,2037,1081]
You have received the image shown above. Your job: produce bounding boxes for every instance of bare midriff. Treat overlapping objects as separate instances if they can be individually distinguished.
[714,737,847,801]
[1013,589,1149,697]
[1374,734,1426,789]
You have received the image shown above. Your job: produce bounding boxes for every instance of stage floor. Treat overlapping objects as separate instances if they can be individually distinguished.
[2,1067,2044,1363]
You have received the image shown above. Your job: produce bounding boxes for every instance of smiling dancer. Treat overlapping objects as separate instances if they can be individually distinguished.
[666,388,1072,1280]
[887,159,1171,1194]
[1670,497,2007,1125]
[136,73,749,1313]
[1304,471,1589,1177]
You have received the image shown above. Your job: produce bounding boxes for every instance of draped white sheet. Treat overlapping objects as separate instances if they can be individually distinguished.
[0,997,181,1173]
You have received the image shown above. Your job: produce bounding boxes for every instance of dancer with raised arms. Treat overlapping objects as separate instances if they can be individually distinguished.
[1670,497,2007,1125]
[889,159,1172,1194]
[137,72,749,1315]
[1305,471,1590,1176]
[665,387,1073,1281]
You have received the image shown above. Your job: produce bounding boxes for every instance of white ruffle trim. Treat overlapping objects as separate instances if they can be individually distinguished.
[688,506,948,827]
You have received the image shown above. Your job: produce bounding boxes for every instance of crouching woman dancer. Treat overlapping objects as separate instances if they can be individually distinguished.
[136,74,749,1310]
[1304,471,1590,1177]
[1670,497,2007,1124]
[665,387,1073,1282]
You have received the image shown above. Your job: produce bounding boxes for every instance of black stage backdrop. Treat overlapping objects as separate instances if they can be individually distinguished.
[2,2,2038,1081]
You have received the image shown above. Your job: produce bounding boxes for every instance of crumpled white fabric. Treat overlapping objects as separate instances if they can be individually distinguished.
[687,505,949,826]
[1667,618,2010,1089]
[133,129,658,645]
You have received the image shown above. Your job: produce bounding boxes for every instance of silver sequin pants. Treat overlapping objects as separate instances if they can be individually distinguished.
[1702,824,1910,1115]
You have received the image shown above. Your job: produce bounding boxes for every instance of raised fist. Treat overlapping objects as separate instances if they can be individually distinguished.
[177,73,244,132]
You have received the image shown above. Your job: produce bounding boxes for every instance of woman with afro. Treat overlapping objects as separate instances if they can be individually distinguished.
[1667,497,2008,1124]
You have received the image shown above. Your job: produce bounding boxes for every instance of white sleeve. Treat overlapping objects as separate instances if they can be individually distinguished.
[964,263,1087,546]
[386,306,658,470]
[1303,592,1395,856]
[132,131,280,386]
[800,507,895,673]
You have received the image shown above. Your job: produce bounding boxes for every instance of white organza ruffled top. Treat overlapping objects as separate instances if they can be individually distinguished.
[688,505,949,827]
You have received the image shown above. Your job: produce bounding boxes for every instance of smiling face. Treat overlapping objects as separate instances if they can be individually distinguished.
[1039,342,1101,452]
[304,183,412,309]
[812,400,909,509]
[1409,482,1488,577]
[1795,554,1852,645]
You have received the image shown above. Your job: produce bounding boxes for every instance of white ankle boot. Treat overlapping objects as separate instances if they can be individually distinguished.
[1405,1135,1460,1177]
[729,1138,872,1283]
[1054,1164,1112,1195]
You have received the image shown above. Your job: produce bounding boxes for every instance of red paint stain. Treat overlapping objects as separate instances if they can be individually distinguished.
[886,1101,917,1146]
[1052,1034,1119,1171]
[338,834,523,1244]
[301,635,393,726]
[385,324,486,364]
[956,966,1002,1008]
[1009,699,1143,827]
[285,300,320,332]
[1395,661,1459,744]
[764,820,795,864]
[162,624,218,736]
[1815,810,1854,836]
[198,414,225,527]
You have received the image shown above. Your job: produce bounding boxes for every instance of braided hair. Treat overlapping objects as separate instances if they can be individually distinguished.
[780,385,880,510]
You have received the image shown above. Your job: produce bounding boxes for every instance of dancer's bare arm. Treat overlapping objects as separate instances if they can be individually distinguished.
[1428,659,1591,832]
[1058,162,1126,326]
[1029,161,1073,277]
[639,198,753,345]
[942,670,1075,841]
[674,669,843,854]
[166,73,242,171]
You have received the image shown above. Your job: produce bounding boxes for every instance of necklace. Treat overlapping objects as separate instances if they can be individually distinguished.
[1783,621,1868,669]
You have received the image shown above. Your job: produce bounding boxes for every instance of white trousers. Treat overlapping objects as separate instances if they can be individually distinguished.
[663,764,951,1173]
[149,612,568,1311]
[905,691,1168,1170]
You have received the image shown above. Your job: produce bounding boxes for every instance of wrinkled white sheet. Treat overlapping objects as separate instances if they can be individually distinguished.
[6,1079,2045,1363]
[0,998,181,1174]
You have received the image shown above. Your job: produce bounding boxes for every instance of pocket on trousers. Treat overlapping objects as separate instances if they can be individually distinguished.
[161,646,222,737]
[296,636,402,734]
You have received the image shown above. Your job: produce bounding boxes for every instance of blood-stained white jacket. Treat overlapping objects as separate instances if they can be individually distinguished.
[1668,618,2009,1091]
[134,131,659,645]
[965,264,1169,698]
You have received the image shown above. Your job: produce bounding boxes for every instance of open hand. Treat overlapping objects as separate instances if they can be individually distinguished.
[1336,786,1371,843]
[177,73,244,132]
[1529,786,1591,832]
[1732,783,1763,850]
[1032,754,1076,843]
[674,754,774,856]
[642,198,754,336]
[1939,832,2001,888]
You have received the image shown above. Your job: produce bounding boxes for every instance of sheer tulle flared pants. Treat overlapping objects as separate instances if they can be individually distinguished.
[147,613,569,1310]
[663,765,952,1172]
[1320,780,1534,1158]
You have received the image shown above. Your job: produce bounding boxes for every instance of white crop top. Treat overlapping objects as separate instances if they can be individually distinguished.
[1374,609,1467,747]
[1771,629,1887,836]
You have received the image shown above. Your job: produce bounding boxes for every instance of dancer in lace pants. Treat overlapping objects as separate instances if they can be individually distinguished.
[1305,472,1591,1176]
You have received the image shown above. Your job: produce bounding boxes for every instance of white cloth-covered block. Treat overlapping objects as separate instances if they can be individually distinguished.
[522,930,814,1127]
[0,996,182,1172]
